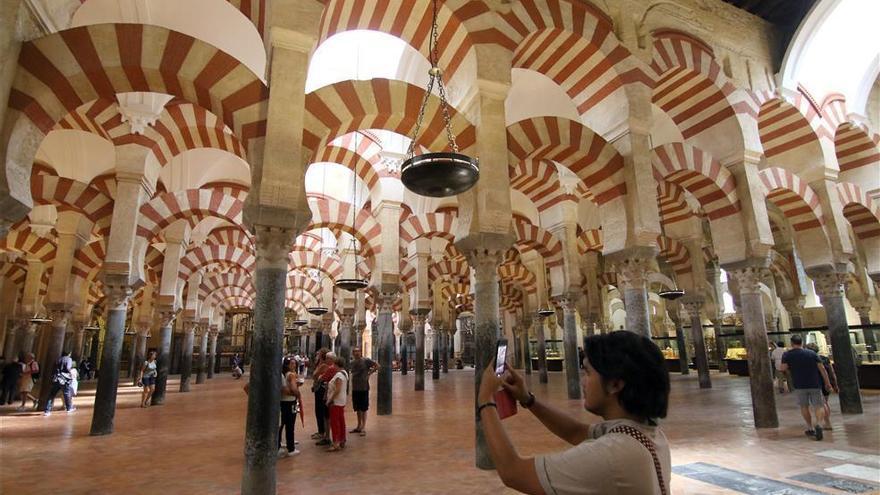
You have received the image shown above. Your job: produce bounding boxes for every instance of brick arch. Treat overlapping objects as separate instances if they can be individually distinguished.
[651,142,739,220]
[576,228,603,254]
[758,95,827,167]
[71,238,106,281]
[30,174,114,236]
[512,219,564,268]
[311,144,380,192]
[834,122,880,173]
[217,294,254,312]
[179,245,256,278]
[836,182,880,241]
[428,258,469,282]
[0,226,56,262]
[199,271,255,301]
[656,180,695,227]
[287,287,320,308]
[209,286,254,309]
[136,189,245,241]
[287,271,324,299]
[498,262,537,294]
[507,116,625,204]
[656,235,690,275]
[316,0,475,81]
[288,250,344,281]
[204,225,254,250]
[0,260,27,286]
[399,212,458,244]
[283,299,308,315]
[509,159,573,211]
[303,78,476,155]
[307,197,382,260]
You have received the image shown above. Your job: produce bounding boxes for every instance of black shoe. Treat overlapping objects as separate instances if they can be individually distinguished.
[805,430,815,438]
[315,439,331,446]
[814,426,823,441]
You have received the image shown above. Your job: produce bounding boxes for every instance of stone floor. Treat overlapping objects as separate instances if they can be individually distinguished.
[1,369,878,494]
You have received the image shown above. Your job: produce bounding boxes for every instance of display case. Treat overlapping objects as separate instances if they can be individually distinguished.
[529,339,565,371]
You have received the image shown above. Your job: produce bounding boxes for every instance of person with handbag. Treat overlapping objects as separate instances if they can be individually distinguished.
[477,331,671,495]
[311,349,335,445]
[138,350,159,407]
[17,352,40,411]
[43,351,76,416]
[325,356,349,452]
[278,359,302,458]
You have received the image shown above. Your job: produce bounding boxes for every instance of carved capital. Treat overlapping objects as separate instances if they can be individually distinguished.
[729,266,766,295]
[411,313,427,326]
[47,308,71,328]
[464,249,505,282]
[254,225,297,271]
[376,290,399,314]
[553,294,578,312]
[104,282,133,311]
[156,309,176,328]
[613,257,653,290]
[681,296,704,318]
[339,312,355,327]
[812,271,847,300]
[854,304,872,319]
[183,320,199,334]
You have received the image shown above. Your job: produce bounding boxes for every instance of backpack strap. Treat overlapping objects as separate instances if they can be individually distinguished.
[608,425,667,495]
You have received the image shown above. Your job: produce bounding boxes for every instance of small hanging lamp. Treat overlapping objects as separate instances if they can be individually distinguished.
[536,308,554,318]
[335,145,369,292]
[292,315,308,327]
[307,306,329,317]
[658,288,685,301]
[400,0,478,197]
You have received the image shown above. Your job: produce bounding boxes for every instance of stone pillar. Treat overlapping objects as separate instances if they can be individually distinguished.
[90,281,132,436]
[131,328,148,386]
[313,330,323,352]
[556,296,581,399]
[728,266,778,428]
[610,248,655,337]
[338,312,353,366]
[207,328,218,379]
[196,325,209,384]
[521,321,532,375]
[682,298,711,389]
[412,310,427,391]
[535,316,548,383]
[17,321,37,357]
[241,225,297,495]
[2,319,18,360]
[376,290,397,415]
[712,317,727,373]
[170,332,182,374]
[671,311,689,375]
[855,305,876,353]
[151,311,175,405]
[179,322,196,392]
[464,248,504,470]
[442,329,450,373]
[432,326,441,380]
[812,270,863,414]
[38,308,70,410]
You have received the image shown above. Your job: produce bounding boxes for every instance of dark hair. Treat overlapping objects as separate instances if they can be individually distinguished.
[282,359,291,374]
[61,351,69,357]
[790,335,803,345]
[776,341,785,347]
[584,331,669,421]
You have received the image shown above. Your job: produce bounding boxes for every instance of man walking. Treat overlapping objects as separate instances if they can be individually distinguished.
[780,335,833,440]
[43,351,76,415]
[771,341,789,393]
[349,348,378,436]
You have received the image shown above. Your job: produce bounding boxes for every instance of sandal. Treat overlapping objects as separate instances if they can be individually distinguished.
[326,445,341,452]
[359,431,366,437]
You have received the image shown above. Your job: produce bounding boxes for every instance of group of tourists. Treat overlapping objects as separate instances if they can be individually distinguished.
[0,351,80,415]
[776,335,838,441]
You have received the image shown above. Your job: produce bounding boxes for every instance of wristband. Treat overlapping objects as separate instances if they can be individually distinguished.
[477,402,497,418]
[520,392,536,409]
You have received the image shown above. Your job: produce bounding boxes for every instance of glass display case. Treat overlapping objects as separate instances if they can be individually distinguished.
[528,339,565,371]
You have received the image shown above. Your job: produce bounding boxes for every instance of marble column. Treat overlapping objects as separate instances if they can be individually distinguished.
[412,311,427,391]
[207,329,218,379]
[179,322,196,392]
[671,311,689,375]
[17,321,37,357]
[432,326,441,380]
[38,308,70,410]
[535,316,548,384]
[556,296,581,399]
[611,249,655,337]
[2,320,17,360]
[90,281,132,436]
[313,330,323,352]
[376,290,397,416]
[241,226,295,495]
[682,298,711,389]
[465,248,504,470]
[855,305,876,354]
[442,330,450,373]
[729,266,778,428]
[712,317,727,373]
[400,334,408,375]
[812,270,863,414]
[521,321,532,375]
[170,332,182,374]
[196,325,209,384]
[132,328,147,386]
[339,312,353,366]
[151,311,175,405]
[70,325,85,363]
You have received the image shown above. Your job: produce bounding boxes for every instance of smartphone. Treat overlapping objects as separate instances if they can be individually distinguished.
[495,338,508,376]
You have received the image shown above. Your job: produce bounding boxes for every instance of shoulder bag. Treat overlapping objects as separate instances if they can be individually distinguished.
[608,424,667,495]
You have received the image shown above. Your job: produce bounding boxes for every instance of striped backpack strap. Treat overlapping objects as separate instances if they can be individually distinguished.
[608,425,667,495]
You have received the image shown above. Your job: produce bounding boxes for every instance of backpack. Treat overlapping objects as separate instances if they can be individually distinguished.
[30,362,41,381]
[52,359,72,386]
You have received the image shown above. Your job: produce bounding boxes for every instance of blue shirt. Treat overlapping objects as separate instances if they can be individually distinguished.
[782,347,821,389]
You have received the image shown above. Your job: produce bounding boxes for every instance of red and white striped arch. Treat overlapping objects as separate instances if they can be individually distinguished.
[303,79,476,154]
[31,174,113,236]
[428,258,469,282]
[204,225,254,251]
[657,235,691,275]
[293,232,323,252]
[288,271,324,299]
[288,250,345,281]
[512,220,564,268]
[498,262,537,294]
[200,271,254,302]
[757,168,825,233]
[71,238,106,280]
[509,159,573,212]
[651,143,739,220]
[400,258,417,292]
[307,198,382,259]
[656,180,695,227]
[179,245,256,278]
[89,173,117,199]
[0,227,56,262]
[576,228,603,254]
[836,182,880,240]
[758,95,828,165]
[136,189,245,241]
[507,116,625,204]
[834,122,880,173]
[311,145,380,192]
[399,212,458,244]
[0,260,27,286]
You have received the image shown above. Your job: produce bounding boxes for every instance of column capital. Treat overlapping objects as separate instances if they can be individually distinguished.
[727,265,768,295]
[253,225,297,271]
[681,296,705,318]
[410,312,427,326]
[553,294,578,312]
[156,307,176,328]
[376,290,399,314]
[854,304,872,319]
[810,270,847,300]
[339,312,355,326]
[463,248,506,281]
[46,305,72,327]
[103,280,133,311]
[183,320,199,334]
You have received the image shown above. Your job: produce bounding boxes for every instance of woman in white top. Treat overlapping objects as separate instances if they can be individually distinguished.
[325,356,349,452]
[278,360,302,458]
[138,350,158,407]
[478,331,672,495]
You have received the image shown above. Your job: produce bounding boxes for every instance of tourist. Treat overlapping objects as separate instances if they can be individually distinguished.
[78,358,88,381]
[770,340,788,393]
[43,351,75,416]
[138,350,158,408]
[478,331,671,495]
[231,353,243,379]
[278,359,302,458]
[69,360,79,398]
[780,335,833,441]
[312,350,338,446]
[17,352,39,411]
[349,347,378,436]
[325,356,349,452]
[1,355,21,405]
[806,343,837,430]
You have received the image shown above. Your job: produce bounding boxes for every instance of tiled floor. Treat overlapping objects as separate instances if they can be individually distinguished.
[1,369,878,494]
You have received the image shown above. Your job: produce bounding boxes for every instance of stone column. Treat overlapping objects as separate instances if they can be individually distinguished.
[682,298,711,389]
[16,321,37,357]
[151,311,175,405]
[338,312,353,366]
[728,265,778,428]
[400,334,408,375]
[196,325,209,384]
[131,327,148,386]
[556,296,581,399]
[712,317,727,373]
[812,269,863,414]
[207,328,218,379]
[432,325,441,380]
[784,298,805,330]
[90,281,132,436]
[464,248,504,470]
[38,308,70,410]
[2,319,18,360]
[376,290,397,415]
[179,321,196,392]
[610,248,655,337]
[412,310,427,391]
[535,316,548,383]
[241,225,297,495]
[170,331,182,374]
[670,310,689,375]
[521,320,532,375]
[855,305,876,353]
[442,329,450,373]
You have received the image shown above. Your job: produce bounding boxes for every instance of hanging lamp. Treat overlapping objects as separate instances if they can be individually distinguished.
[400,0,478,197]
[335,140,370,291]
[658,288,685,301]
[292,315,308,327]
[536,308,554,318]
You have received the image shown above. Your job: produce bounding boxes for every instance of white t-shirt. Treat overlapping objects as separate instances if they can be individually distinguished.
[327,370,348,406]
[771,347,786,369]
[534,419,671,495]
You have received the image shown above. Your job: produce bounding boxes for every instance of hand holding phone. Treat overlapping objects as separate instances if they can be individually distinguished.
[493,338,517,418]
[495,338,508,376]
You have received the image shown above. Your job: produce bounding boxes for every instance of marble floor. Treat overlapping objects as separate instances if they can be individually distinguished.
[1,368,878,494]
